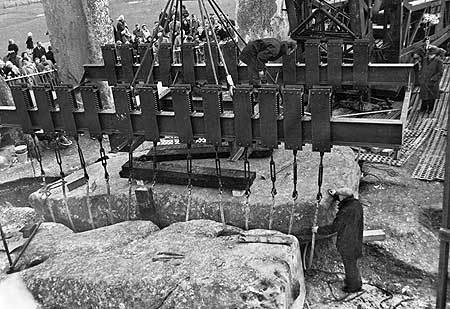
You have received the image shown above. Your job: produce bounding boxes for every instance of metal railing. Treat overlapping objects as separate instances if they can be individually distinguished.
[5,69,59,87]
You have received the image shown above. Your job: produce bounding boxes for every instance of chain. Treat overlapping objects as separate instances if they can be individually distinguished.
[127,139,135,220]
[243,147,251,230]
[54,135,76,231]
[185,143,193,221]
[98,136,112,226]
[214,145,225,226]
[151,141,158,188]
[268,150,277,230]
[288,149,298,235]
[309,151,325,269]
[31,134,45,184]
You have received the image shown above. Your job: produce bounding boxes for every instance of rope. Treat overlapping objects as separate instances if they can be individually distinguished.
[197,0,219,84]
[199,0,236,91]
[208,0,247,46]
[131,0,175,86]
[206,0,241,52]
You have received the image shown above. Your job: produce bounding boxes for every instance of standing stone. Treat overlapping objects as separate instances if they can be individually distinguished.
[41,0,113,107]
[236,0,291,42]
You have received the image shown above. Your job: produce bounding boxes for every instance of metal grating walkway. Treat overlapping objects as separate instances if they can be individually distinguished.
[357,60,450,181]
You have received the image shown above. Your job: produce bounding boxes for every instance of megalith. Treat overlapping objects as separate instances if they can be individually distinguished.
[236,0,291,42]
[41,0,113,107]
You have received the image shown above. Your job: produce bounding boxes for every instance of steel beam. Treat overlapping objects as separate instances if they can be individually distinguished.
[0,98,404,149]
[83,62,413,87]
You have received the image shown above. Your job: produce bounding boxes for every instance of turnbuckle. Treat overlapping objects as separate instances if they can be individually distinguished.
[214,145,225,226]
[288,149,298,235]
[268,151,277,230]
[97,136,112,225]
[185,143,193,221]
[243,147,251,230]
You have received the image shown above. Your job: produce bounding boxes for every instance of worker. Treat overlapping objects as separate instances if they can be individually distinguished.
[239,38,297,87]
[311,187,364,293]
[419,46,443,113]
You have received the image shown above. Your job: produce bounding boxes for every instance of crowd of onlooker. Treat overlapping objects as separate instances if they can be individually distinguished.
[0,32,57,81]
[112,6,238,63]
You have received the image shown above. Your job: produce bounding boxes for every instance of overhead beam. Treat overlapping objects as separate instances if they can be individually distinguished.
[83,62,414,87]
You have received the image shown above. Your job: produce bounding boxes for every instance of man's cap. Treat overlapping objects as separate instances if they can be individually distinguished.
[429,46,440,55]
[334,187,354,197]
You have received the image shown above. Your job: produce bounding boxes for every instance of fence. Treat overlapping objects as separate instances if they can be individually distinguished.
[5,69,59,87]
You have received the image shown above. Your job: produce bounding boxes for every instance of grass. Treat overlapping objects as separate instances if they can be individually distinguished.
[0,0,237,57]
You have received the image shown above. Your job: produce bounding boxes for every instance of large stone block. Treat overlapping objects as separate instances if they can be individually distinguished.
[151,146,360,235]
[28,153,143,232]
[29,146,359,234]
[20,220,303,308]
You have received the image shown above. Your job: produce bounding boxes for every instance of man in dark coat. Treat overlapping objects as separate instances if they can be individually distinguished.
[239,38,297,87]
[419,46,443,113]
[7,39,18,55]
[32,42,46,61]
[312,187,364,293]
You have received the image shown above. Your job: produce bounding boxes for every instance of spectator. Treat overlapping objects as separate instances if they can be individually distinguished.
[182,18,191,36]
[419,46,443,113]
[117,15,131,43]
[45,46,56,64]
[34,57,44,72]
[7,39,18,55]
[142,24,152,42]
[0,60,5,77]
[181,5,189,19]
[133,24,144,40]
[4,61,20,78]
[32,42,46,61]
[25,32,34,52]
[41,55,54,70]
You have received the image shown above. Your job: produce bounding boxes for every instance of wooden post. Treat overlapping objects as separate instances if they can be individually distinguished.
[436,95,450,308]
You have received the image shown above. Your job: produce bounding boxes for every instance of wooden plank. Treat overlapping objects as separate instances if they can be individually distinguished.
[136,85,160,141]
[327,39,343,88]
[199,85,222,145]
[305,39,320,88]
[222,42,238,84]
[282,52,296,84]
[137,44,153,83]
[120,160,256,190]
[170,85,194,144]
[158,43,172,86]
[258,86,279,149]
[204,42,219,84]
[182,43,196,84]
[353,39,369,89]
[32,86,55,133]
[54,85,77,136]
[111,85,134,137]
[362,229,386,242]
[79,86,102,137]
[139,144,230,162]
[101,44,118,86]
[9,86,33,134]
[282,87,304,150]
[117,45,134,84]
[310,87,332,152]
[437,97,450,308]
[233,86,253,147]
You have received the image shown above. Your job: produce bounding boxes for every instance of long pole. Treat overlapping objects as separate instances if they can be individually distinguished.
[436,94,450,308]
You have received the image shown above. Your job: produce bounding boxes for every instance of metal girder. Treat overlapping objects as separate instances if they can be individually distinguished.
[0,85,404,149]
[83,62,413,87]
